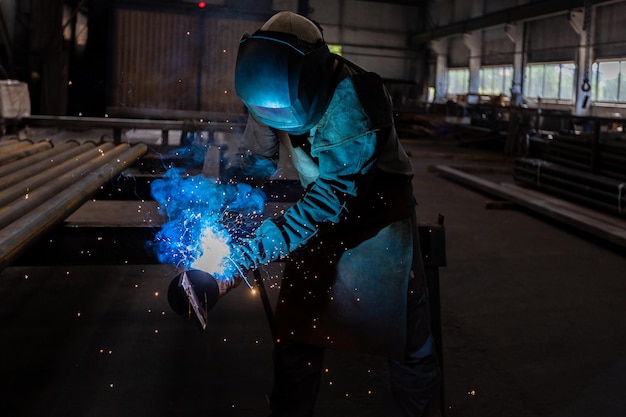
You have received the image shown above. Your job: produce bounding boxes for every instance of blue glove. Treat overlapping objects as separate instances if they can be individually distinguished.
[229,219,290,271]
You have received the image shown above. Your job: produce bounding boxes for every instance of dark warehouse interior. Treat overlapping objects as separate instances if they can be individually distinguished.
[1,1,626,417]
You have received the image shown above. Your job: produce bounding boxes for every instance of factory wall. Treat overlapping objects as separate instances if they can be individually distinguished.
[108,1,424,118]
[433,0,626,67]
[309,0,421,81]
[109,8,261,118]
[0,0,16,45]
[429,0,626,115]
[594,1,626,59]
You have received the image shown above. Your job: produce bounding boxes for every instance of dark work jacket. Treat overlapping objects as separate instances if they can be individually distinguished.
[238,64,428,359]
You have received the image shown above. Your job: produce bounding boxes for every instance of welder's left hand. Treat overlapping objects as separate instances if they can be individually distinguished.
[228,219,290,272]
[229,239,258,272]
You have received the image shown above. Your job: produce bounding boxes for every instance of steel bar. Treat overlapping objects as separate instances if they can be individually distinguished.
[0,141,79,178]
[529,135,626,181]
[0,140,32,157]
[514,158,626,215]
[434,165,626,248]
[23,115,246,144]
[0,141,52,166]
[0,143,148,271]
[0,141,103,191]
[0,143,134,229]
[0,142,115,205]
[0,138,20,148]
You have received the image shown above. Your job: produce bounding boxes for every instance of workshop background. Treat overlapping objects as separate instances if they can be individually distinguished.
[1,1,626,417]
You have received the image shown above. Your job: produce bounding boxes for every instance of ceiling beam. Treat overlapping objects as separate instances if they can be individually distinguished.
[412,0,619,44]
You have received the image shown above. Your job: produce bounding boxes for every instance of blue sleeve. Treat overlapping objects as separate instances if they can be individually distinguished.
[236,77,384,268]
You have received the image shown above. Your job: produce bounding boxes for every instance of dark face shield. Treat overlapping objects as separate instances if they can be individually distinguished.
[235,32,335,134]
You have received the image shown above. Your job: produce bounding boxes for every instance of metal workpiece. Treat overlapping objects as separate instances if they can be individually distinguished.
[0,138,24,150]
[0,140,91,190]
[0,140,79,178]
[0,140,52,165]
[0,142,148,271]
[0,143,133,229]
[0,142,115,206]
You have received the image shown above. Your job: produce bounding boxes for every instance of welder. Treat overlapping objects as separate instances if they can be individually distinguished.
[226,11,441,417]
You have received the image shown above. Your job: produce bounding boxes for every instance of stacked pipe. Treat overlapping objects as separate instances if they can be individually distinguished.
[0,139,148,271]
[528,133,626,181]
[513,157,626,216]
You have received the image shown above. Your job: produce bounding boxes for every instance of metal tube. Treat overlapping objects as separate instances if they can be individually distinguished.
[0,138,21,149]
[0,143,134,229]
[0,142,115,207]
[0,141,79,178]
[0,141,52,165]
[0,143,102,190]
[0,140,32,156]
[0,143,148,271]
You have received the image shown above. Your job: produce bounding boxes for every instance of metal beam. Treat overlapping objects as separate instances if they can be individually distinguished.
[433,165,626,248]
[412,0,617,44]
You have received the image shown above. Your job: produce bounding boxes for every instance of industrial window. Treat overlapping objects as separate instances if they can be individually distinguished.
[479,66,513,96]
[447,68,469,95]
[524,63,575,101]
[592,61,626,102]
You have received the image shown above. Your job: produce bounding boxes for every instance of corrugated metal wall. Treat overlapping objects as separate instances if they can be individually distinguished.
[110,9,263,117]
[526,14,578,63]
[594,1,626,60]
[482,27,515,66]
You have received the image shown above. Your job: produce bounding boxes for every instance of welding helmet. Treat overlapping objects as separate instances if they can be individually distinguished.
[235,12,336,135]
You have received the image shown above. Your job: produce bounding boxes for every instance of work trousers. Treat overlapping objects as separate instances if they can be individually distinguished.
[268,335,441,417]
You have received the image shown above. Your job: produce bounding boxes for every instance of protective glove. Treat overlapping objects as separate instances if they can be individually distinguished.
[228,219,290,272]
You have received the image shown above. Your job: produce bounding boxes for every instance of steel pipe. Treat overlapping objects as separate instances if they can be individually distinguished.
[0,140,32,157]
[0,141,52,166]
[0,138,21,149]
[0,141,105,191]
[514,157,626,216]
[0,141,79,178]
[0,143,148,270]
[0,143,132,229]
[0,142,115,205]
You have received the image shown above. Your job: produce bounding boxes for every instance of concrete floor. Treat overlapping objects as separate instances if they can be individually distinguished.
[1,135,626,417]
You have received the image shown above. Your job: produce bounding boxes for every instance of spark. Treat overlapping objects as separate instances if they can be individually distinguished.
[150,168,266,281]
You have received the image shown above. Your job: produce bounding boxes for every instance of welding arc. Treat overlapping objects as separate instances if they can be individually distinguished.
[0,143,148,271]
